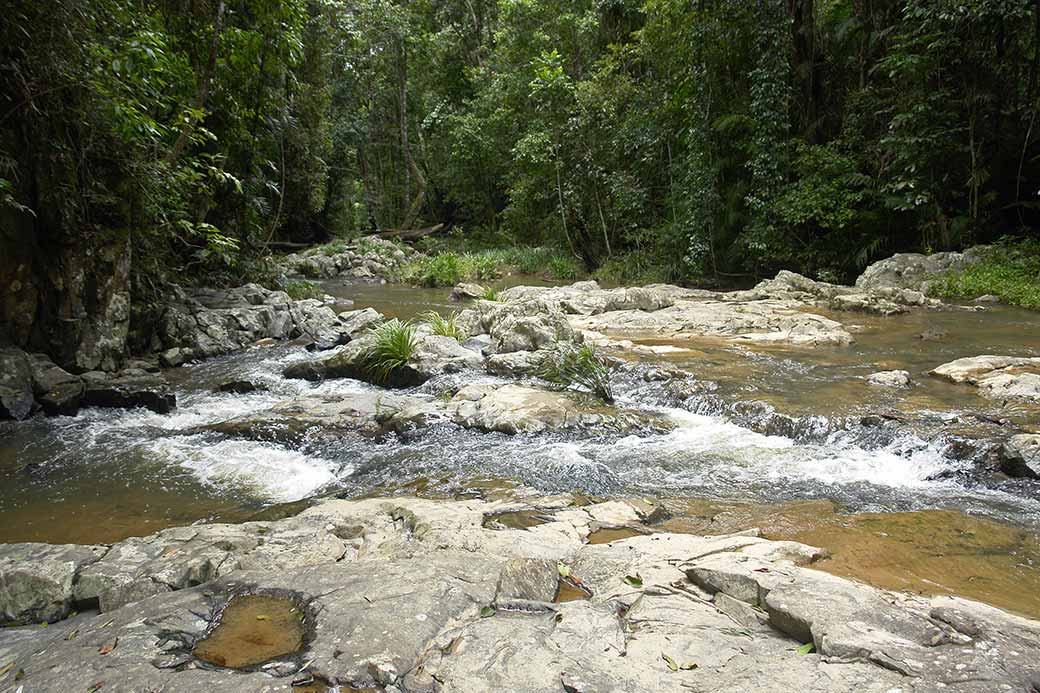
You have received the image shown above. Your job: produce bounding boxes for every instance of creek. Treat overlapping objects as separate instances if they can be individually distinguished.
[2,279,1039,616]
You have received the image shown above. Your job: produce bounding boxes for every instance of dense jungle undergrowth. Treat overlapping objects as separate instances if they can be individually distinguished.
[4,0,1040,339]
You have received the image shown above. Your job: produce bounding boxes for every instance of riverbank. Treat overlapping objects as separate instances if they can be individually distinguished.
[2,493,1040,691]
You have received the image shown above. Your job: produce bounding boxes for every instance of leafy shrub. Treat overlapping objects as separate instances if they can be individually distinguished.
[317,240,350,257]
[419,252,463,286]
[547,255,581,280]
[421,310,465,341]
[535,343,614,402]
[929,239,1040,310]
[466,253,502,280]
[363,319,419,382]
[282,279,323,300]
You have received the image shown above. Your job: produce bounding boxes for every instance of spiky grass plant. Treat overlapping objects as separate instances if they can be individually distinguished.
[421,310,465,342]
[480,286,500,301]
[535,343,614,403]
[363,319,419,382]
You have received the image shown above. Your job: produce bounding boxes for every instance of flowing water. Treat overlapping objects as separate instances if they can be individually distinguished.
[2,280,1040,615]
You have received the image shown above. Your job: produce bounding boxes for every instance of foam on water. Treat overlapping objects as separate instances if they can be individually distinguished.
[149,436,341,502]
[601,408,963,490]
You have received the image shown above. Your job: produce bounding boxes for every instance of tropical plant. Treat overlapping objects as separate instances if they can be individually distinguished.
[363,319,419,382]
[420,310,465,341]
[535,343,614,403]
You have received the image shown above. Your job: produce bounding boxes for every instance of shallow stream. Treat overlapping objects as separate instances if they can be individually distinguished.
[2,280,1039,616]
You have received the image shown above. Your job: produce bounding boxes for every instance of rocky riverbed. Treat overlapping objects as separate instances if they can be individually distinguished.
[3,246,1040,692]
[2,493,1040,692]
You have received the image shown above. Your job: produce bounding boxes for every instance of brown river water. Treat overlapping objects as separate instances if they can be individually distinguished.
[1,279,1039,618]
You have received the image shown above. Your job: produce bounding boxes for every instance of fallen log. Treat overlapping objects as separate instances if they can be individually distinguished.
[377,223,445,241]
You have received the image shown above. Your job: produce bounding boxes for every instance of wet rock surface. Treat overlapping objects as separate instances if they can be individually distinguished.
[1,495,1038,691]
[81,369,176,414]
[931,355,1040,402]
[0,349,171,418]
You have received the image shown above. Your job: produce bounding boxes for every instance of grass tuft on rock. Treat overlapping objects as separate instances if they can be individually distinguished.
[535,343,614,403]
[421,310,465,341]
[363,319,419,382]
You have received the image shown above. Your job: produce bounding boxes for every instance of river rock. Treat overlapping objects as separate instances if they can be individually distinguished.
[447,383,649,434]
[81,369,176,413]
[281,236,418,281]
[204,390,427,442]
[740,270,939,315]
[284,333,483,388]
[28,353,85,416]
[930,355,1040,402]
[485,350,542,376]
[1,495,1039,691]
[158,283,372,364]
[73,514,351,613]
[451,282,487,301]
[856,246,990,291]
[0,347,35,420]
[0,543,106,624]
[866,370,912,388]
[1002,434,1040,478]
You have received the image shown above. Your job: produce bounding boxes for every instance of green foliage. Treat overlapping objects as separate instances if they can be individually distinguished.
[480,286,500,301]
[420,310,465,341]
[930,240,1040,310]
[283,279,323,300]
[363,319,419,382]
[547,255,581,280]
[535,343,614,403]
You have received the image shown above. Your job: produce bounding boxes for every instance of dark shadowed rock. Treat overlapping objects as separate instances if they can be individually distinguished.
[0,348,35,420]
[81,370,176,413]
[28,353,85,416]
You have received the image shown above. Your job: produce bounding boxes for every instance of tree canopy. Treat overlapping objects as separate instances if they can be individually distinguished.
[3,0,1040,290]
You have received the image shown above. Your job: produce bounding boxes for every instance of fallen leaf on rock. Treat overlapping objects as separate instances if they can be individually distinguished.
[680,662,698,670]
[65,629,79,641]
[796,642,815,656]
[662,653,678,671]
[0,662,13,677]
[98,638,118,655]
[480,605,496,618]
[557,562,571,578]
[256,615,270,621]
[623,574,643,588]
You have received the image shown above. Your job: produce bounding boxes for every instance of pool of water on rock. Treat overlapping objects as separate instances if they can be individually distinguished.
[2,280,1040,616]
[193,594,306,669]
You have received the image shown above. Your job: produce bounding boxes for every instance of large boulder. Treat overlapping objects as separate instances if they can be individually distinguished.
[0,543,107,624]
[284,333,483,388]
[856,247,990,291]
[28,353,85,416]
[81,369,176,413]
[930,355,1040,402]
[0,347,35,420]
[1002,434,1040,478]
